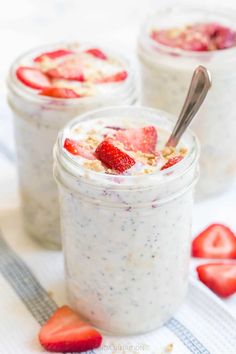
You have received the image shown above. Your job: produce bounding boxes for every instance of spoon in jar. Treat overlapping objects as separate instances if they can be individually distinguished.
[166,65,211,147]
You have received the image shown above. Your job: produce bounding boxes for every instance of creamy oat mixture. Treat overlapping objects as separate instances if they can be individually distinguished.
[15,44,128,99]
[8,44,135,249]
[138,14,236,197]
[63,117,188,176]
[150,22,236,51]
[54,108,198,334]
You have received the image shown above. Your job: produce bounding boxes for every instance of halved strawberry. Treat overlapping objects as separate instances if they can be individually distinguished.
[34,49,74,62]
[64,138,96,159]
[192,224,236,259]
[16,66,51,90]
[197,263,236,297]
[85,48,107,60]
[39,305,102,353]
[161,155,183,170]
[46,57,84,81]
[95,140,135,173]
[40,87,81,99]
[213,26,236,49]
[113,126,158,154]
[96,70,128,83]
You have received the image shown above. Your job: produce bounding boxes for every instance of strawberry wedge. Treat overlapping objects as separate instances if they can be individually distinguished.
[40,87,81,99]
[39,305,102,352]
[113,126,157,154]
[16,67,51,90]
[85,48,107,60]
[46,57,85,81]
[192,224,236,259]
[34,49,74,62]
[161,155,183,170]
[96,71,128,83]
[95,140,135,173]
[64,138,96,159]
[197,263,236,297]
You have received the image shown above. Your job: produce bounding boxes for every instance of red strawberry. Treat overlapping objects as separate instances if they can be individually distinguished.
[181,39,208,51]
[151,28,209,51]
[161,155,183,170]
[151,30,180,48]
[95,140,135,173]
[192,224,236,259]
[85,48,107,60]
[46,57,84,81]
[197,263,236,297]
[113,126,157,154]
[64,138,96,159]
[214,26,236,49]
[40,87,81,99]
[96,70,128,83]
[16,66,51,90]
[39,305,102,352]
[34,49,74,62]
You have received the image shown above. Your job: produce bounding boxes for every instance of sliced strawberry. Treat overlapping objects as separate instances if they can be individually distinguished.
[113,126,157,154]
[96,70,128,83]
[161,155,183,170]
[192,224,236,259]
[95,140,135,173]
[64,138,96,159]
[34,49,74,62]
[39,305,102,352]
[181,39,208,51]
[40,87,81,99]
[213,26,236,49]
[151,29,208,51]
[85,48,107,60]
[197,263,236,297]
[151,30,181,48]
[151,23,236,52]
[16,66,51,90]
[46,57,84,81]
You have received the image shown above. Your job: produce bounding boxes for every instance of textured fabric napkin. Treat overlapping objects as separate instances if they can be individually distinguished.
[0,197,236,354]
[1,141,236,354]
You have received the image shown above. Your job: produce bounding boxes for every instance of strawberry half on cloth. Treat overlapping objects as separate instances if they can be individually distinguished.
[197,263,236,298]
[39,306,102,353]
[192,224,236,259]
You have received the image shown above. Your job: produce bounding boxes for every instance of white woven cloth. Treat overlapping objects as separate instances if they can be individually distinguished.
[0,151,236,354]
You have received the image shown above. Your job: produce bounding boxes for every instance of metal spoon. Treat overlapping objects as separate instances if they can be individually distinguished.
[166,65,211,147]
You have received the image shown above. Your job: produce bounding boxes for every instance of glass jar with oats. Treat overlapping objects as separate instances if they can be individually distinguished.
[7,42,136,249]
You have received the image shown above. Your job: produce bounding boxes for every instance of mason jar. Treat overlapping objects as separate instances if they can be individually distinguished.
[7,42,136,249]
[54,106,199,334]
[138,6,236,197]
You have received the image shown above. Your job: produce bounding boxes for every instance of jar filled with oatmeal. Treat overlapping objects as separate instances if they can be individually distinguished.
[138,7,236,197]
[54,106,199,334]
[7,43,136,249]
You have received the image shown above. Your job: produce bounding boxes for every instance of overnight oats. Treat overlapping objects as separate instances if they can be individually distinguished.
[54,106,199,334]
[138,7,236,197]
[7,43,136,249]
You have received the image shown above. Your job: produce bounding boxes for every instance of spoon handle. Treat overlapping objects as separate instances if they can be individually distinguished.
[166,65,211,147]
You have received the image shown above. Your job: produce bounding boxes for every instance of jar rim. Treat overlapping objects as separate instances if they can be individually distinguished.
[139,5,236,60]
[54,105,200,190]
[7,41,136,107]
